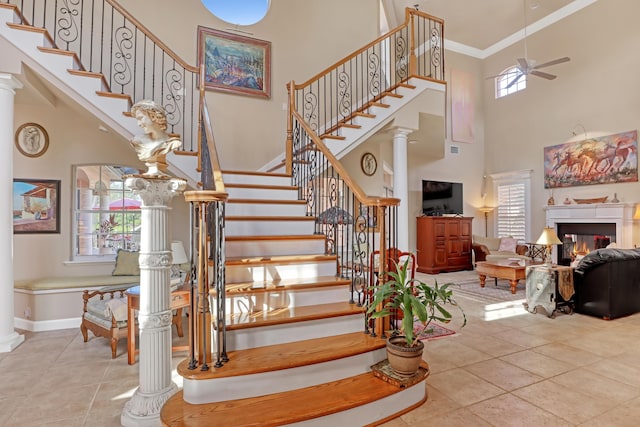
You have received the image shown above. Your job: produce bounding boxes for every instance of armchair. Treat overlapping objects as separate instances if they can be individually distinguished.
[80,284,131,358]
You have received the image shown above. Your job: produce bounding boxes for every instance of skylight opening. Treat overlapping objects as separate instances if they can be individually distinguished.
[201,0,270,26]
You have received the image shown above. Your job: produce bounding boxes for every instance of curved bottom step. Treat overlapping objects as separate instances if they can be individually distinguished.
[161,364,429,426]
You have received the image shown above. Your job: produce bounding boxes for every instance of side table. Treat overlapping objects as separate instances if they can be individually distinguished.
[125,285,190,365]
[524,265,574,318]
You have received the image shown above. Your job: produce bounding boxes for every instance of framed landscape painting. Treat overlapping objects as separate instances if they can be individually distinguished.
[197,26,271,98]
[13,179,60,234]
[543,130,638,188]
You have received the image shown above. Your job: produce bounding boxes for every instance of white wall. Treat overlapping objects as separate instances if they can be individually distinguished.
[482,0,640,240]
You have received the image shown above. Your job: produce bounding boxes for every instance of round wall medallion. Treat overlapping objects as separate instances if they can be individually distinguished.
[361,152,377,176]
[15,123,49,158]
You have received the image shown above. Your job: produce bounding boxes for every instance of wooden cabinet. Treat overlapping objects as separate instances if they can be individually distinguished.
[416,216,473,274]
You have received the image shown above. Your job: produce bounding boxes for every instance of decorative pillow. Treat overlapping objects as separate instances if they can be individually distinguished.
[112,249,140,276]
[498,237,518,253]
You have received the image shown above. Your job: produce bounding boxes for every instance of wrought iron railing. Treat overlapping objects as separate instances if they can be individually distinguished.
[286,8,444,152]
[2,0,199,151]
[290,110,399,337]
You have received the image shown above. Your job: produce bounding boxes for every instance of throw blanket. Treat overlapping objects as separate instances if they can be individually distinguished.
[558,267,574,301]
[105,298,128,321]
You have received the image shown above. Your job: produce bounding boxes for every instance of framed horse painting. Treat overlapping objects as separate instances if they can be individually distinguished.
[543,130,638,188]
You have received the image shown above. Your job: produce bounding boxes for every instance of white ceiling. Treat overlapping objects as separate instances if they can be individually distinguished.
[383,0,597,58]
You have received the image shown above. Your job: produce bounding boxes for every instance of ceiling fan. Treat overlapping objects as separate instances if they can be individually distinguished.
[487,0,570,89]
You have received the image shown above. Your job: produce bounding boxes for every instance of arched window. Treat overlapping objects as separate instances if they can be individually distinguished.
[201,0,270,25]
[496,66,526,98]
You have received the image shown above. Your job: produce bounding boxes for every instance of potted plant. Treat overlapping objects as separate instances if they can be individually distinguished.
[96,214,120,254]
[367,256,466,377]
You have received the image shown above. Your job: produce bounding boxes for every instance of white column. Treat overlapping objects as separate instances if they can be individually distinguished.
[122,176,186,427]
[393,128,411,251]
[0,73,24,353]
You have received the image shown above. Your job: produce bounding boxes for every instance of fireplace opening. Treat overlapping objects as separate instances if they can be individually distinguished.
[556,222,616,266]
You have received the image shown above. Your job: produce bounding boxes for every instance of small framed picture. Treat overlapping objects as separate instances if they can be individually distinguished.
[13,178,61,234]
[15,123,49,158]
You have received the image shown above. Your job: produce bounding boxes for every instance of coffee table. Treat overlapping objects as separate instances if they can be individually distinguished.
[475,260,537,294]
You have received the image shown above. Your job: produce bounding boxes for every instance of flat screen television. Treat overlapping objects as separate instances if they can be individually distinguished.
[422,180,463,216]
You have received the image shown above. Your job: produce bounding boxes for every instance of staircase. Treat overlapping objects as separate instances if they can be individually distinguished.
[162,170,429,426]
[1,1,446,424]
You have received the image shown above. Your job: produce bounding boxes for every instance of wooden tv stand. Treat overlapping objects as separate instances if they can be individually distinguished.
[416,216,473,274]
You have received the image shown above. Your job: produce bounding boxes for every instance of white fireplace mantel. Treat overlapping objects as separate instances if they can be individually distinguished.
[545,203,636,250]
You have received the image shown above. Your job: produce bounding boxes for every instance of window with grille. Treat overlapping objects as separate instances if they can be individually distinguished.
[73,165,142,261]
[496,66,526,98]
[491,170,532,242]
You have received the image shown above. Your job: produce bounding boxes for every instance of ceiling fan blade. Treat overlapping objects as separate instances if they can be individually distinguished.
[517,58,529,70]
[505,72,524,89]
[533,57,570,69]
[530,70,556,80]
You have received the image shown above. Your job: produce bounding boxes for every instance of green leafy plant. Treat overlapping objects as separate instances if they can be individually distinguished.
[367,256,466,348]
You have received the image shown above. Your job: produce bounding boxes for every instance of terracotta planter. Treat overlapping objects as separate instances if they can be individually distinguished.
[386,335,424,377]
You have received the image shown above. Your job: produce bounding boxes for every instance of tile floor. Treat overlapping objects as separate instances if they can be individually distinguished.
[1,270,640,426]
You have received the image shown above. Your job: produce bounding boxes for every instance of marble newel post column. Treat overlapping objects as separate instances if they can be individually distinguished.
[122,175,186,427]
[0,74,24,353]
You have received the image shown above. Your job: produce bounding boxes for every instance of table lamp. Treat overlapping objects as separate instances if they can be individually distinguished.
[536,227,562,265]
[171,240,189,279]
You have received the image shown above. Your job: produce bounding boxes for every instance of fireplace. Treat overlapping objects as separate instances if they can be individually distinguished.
[545,203,636,264]
[556,222,616,265]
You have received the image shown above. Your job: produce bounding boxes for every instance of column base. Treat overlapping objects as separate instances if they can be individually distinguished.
[0,331,25,353]
[121,383,178,427]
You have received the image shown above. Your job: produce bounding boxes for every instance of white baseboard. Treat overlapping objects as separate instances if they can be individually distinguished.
[14,316,81,332]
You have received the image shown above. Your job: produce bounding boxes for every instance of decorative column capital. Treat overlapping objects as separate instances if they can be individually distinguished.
[125,176,187,206]
[0,74,23,93]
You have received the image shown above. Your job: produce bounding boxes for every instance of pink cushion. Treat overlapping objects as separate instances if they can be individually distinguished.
[498,237,518,253]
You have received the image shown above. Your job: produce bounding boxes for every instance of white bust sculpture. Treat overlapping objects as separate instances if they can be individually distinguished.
[130,100,182,176]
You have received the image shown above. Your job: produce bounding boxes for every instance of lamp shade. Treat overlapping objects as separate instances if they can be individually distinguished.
[477,206,494,214]
[536,227,562,245]
[316,206,353,225]
[171,241,189,265]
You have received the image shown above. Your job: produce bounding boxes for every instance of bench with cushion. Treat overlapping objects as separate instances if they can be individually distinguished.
[13,249,139,332]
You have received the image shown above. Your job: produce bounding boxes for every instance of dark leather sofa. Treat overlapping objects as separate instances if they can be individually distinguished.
[573,248,640,319]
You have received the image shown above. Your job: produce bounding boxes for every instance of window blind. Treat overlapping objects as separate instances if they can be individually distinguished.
[496,182,526,241]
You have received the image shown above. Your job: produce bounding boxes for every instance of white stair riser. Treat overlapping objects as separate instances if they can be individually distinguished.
[224,174,291,187]
[226,202,307,217]
[225,314,364,351]
[227,187,299,201]
[226,260,337,283]
[285,382,426,427]
[226,239,325,258]
[183,348,385,404]
[226,286,351,313]
[226,220,315,236]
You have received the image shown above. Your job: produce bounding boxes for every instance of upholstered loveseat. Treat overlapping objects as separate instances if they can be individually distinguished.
[573,248,640,320]
[471,235,529,264]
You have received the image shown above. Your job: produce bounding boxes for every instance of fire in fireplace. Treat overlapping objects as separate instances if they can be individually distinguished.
[556,222,616,265]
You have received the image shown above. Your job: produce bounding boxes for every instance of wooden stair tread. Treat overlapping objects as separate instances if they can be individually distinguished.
[226,234,325,242]
[225,301,364,330]
[227,198,306,205]
[177,332,385,379]
[225,182,297,190]
[353,111,376,118]
[223,170,290,178]
[225,215,316,221]
[161,367,428,427]
[384,92,403,98]
[320,134,346,141]
[224,276,351,295]
[226,253,336,266]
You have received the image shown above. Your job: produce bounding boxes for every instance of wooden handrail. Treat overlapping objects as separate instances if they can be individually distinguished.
[291,8,443,91]
[291,110,399,209]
